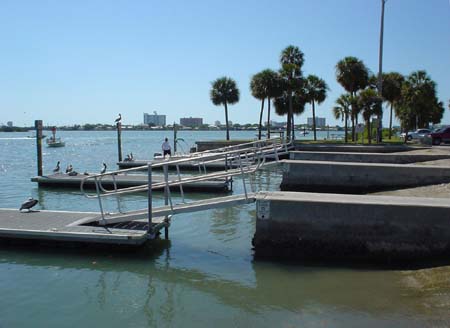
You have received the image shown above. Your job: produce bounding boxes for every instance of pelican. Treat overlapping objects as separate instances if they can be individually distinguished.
[115,113,122,123]
[53,161,60,173]
[100,162,107,174]
[66,164,73,173]
[19,198,38,212]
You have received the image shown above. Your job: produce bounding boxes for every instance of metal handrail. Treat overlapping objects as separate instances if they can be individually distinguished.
[80,140,286,195]
[81,138,290,224]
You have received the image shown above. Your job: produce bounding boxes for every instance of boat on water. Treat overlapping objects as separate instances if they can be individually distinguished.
[46,127,65,147]
[27,133,46,139]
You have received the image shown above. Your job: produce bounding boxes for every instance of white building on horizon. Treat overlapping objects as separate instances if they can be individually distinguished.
[144,111,166,126]
[307,117,326,128]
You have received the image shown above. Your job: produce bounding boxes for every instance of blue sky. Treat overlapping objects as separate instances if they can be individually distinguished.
[1,0,449,127]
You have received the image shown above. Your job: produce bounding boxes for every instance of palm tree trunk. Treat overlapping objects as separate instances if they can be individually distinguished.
[286,91,292,141]
[344,112,348,143]
[224,102,230,141]
[367,119,371,145]
[258,98,265,140]
[267,97,271,139]
[389,103,393,139]
[292,115,295,141]
[351,115,355,142]
[312,101,317,141]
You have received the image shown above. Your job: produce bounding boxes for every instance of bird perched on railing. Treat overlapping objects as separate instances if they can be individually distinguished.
[53,161,60,173]
[115,113,122,123]
[65,164,73,173]
[19,198,38,212]
[100,162,107,174]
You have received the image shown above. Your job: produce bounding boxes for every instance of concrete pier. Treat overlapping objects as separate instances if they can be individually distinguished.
[280,160,450,193]
[290,151,450,164]
[253,191,450,261]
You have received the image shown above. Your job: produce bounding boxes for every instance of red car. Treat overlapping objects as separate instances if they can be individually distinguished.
[430,127,450,145]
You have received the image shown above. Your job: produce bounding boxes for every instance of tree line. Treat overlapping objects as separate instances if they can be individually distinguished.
[210,45,446,142]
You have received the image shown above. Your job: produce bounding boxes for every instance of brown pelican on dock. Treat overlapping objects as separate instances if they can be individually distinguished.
[115,113,122,123]
[65,164,73,173]
[53,161,60,173]
[19,198,38,212]
[100,162,107,174]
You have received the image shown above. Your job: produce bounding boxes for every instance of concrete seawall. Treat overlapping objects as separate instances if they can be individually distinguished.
[252,192,450,262]
[290,151,450,164]
[280,160,450,193]
[293,144,427,153]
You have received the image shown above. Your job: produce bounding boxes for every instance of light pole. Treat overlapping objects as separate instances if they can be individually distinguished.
[377,0,387,143]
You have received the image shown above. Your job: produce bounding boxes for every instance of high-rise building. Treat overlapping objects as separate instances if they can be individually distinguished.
[180,117,203,127]
[144,111,166,126]
[307,117,326,128]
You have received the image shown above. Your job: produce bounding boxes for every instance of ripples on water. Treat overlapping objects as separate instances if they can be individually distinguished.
[0,131,449,327]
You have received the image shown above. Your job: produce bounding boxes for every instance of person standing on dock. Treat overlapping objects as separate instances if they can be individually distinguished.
[162,138,172,157]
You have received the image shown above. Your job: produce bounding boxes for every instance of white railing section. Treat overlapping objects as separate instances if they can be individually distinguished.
[80,138,292,232]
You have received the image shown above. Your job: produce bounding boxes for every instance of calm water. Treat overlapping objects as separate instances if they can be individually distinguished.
[0,130,449,327]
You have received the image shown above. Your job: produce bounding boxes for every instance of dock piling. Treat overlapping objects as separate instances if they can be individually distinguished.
[117,122,122,162]
[147,163,152,233]
[35,120,43,176]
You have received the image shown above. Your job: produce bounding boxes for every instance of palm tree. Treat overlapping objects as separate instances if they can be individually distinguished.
[381,72,404,139]
[336,57,369,141]
[359,88,382,144]
[333,94,352,143]
[265,71,283,139]
[279,45,304,141]
[304,75,328,141]
[250,71,267,140]
[210,77,240,141]
[274,90,306,133]
[250,69,282,140]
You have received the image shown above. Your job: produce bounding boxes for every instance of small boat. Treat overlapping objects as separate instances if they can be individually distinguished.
[46,127,65,147]
[46,137,65,147]
[27,134,46,139]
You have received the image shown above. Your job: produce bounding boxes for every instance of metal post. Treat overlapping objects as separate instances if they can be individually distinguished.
[111,174,122,213]
[163,163,170,239]
[35,120,43,176]
[147,163,152,233]
[238,155,248,199]
[173,122,177,154]
[94,177,106,224]
[377,0,386,143]
[163,164,173,210]
[176,164,185,203]
[117,122,122,162]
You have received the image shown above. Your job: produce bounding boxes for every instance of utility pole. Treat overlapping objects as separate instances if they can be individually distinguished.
[377,0,387,143]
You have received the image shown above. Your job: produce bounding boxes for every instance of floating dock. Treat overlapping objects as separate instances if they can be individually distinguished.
[0,209,167,246]
[117,159,240,171]
[31,173,230,192]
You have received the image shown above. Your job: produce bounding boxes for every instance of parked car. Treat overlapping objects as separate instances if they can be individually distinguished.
[430,127,450,145]
[400,128,431,141]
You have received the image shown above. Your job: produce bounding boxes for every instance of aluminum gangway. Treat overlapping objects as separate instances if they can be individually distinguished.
[79,138,291,236]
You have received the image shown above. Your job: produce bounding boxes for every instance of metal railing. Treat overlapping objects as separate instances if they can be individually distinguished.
[80,138,291,231]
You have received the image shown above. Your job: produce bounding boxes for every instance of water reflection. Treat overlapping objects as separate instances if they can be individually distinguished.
[0,246,448,327]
